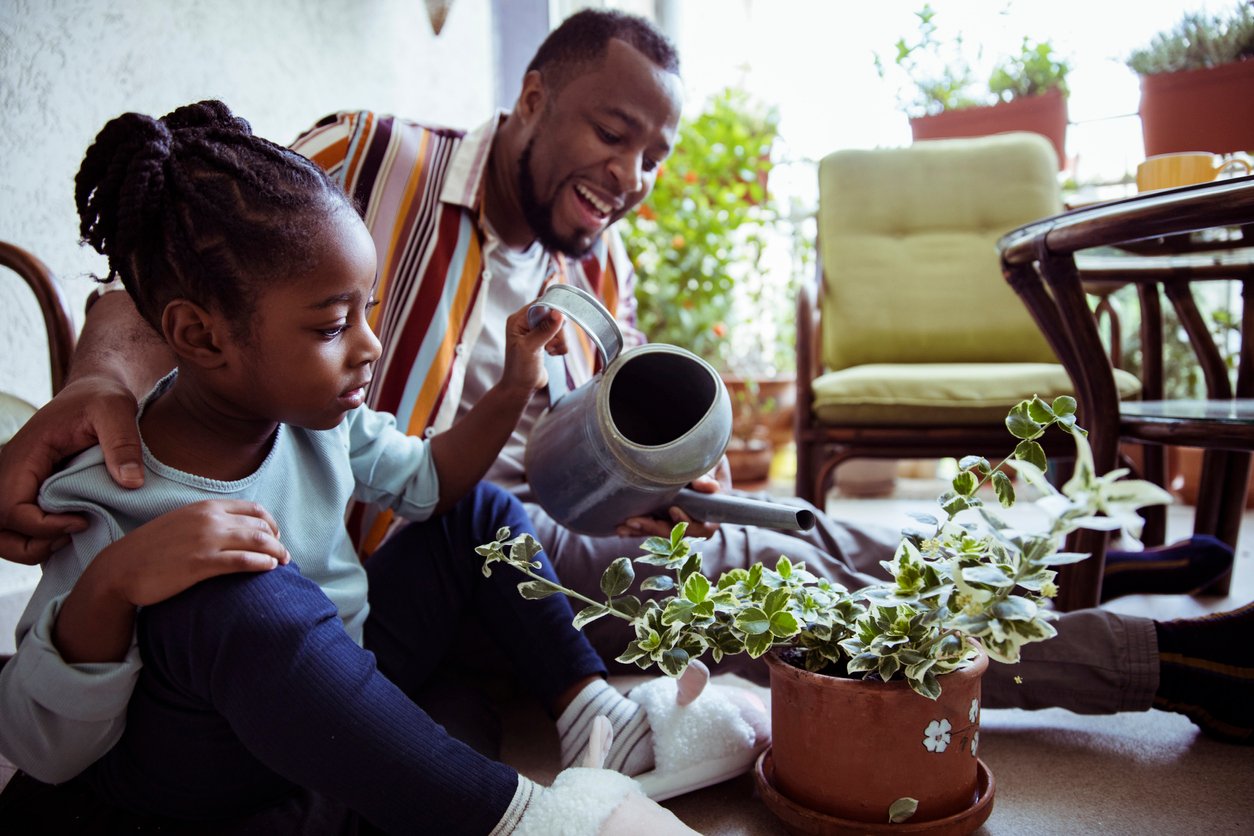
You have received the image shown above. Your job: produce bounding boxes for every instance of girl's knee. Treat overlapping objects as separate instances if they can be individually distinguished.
[140,564,332,646]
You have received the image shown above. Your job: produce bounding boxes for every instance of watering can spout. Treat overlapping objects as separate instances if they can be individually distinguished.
[674,489,816,532]
[524,284,810,535]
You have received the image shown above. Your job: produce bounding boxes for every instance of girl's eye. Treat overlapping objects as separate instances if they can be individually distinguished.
[319,324,347,339]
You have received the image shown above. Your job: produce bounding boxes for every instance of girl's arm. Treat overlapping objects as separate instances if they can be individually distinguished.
[0,498,286,783]
[54,499,289,663]
[427,305,562,513]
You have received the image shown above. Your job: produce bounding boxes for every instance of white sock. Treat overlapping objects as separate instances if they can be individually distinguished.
[556,679,655,776]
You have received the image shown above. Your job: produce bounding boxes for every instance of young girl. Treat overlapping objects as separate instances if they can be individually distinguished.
[0,101,764,834]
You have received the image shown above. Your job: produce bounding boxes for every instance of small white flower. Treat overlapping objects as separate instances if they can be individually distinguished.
[969,698,979,722]
[971,731,980,757]
[923,718,952,753]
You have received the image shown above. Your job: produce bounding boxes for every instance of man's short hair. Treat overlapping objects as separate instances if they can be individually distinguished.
[525,8,680,93]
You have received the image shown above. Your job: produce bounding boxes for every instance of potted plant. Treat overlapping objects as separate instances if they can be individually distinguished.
[1126,3,1254,156]
[877,5,1072,167]
[622,85,795,485]
[478,397,1172,831]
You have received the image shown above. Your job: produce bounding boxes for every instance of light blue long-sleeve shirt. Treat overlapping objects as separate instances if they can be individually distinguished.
[0,376,439,783]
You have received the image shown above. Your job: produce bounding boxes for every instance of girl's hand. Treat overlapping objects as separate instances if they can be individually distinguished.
[498,304,564,397]
[55,499,290,663]
[91,499,290,608]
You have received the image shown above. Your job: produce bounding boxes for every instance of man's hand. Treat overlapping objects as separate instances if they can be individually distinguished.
[0,377,144,564]
[615,456,733,540]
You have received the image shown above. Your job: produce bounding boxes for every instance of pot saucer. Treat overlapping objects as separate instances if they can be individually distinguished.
[754,748,995,836]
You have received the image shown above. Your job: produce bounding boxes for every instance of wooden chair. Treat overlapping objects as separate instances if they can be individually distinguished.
[795,133,1141,504]
[0,241,75,674]
[0,240,76,446]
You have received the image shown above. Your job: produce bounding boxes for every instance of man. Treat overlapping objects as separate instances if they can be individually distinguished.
[1,8,1250,747]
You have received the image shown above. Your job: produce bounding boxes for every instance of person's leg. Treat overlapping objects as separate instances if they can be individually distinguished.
[1152,601,1254,744]
[366,482,606,716]
[982,603,1254,744]
[1102,535,1234,600]
[982,608,1158,713]
[88,562,521,836]
[408,487,767,790]
[724,489,903,578]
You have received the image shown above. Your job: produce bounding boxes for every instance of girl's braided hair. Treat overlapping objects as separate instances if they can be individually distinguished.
[75,99,351,337]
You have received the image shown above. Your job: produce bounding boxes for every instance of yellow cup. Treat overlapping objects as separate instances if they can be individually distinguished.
[1136,152,1252,192]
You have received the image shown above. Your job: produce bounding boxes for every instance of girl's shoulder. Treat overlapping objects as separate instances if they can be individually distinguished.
[38,446,112,517]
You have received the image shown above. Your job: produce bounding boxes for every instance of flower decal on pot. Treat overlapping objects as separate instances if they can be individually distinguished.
[923,718,952,753]
[969,698,980,723]
[971,731,980,757]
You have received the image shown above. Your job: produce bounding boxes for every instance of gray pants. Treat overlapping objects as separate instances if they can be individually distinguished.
[528,493,1158,716]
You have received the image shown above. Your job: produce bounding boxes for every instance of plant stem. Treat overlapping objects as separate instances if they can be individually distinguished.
[511,563,637,621]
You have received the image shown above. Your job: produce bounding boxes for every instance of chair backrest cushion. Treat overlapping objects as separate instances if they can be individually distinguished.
[817,132,1063,370]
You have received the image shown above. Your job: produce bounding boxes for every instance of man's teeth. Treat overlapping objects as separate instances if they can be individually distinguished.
[575,184,611,215]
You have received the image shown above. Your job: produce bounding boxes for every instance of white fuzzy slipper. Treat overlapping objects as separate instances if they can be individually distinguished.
[626,661,771,801]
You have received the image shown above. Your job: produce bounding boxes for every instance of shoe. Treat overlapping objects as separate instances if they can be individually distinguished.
[1101,535,1233,601]
[626,661,771,801]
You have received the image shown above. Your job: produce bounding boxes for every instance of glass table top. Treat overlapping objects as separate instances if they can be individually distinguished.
[1121,399,1254,424]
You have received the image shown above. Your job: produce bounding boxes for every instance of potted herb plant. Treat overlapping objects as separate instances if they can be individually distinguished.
[877,4,1072,167]
[622,85,795,485]
[1126,3,1254,156]
[478,397,1171,832]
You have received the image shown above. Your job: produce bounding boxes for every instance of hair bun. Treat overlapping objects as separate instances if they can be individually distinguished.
[162,99,252,137]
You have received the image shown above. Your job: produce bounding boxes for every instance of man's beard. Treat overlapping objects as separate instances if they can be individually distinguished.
[517,137,598,258]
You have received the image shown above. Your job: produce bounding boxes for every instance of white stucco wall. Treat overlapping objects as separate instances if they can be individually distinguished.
[0,0,494,408]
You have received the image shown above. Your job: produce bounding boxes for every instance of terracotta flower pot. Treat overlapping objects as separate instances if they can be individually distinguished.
[909,88,1068,170]
[1138,60,1254,157]
[722,374,797,449]
[758,648,993,833]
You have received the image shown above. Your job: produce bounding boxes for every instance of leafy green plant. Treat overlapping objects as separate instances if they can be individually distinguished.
[876,5,1070,117]
[990,37,1071,102]
[620,85,780,372]
[1126,3,1254,76]
[478,397,1172,699]
[874,4,982,117]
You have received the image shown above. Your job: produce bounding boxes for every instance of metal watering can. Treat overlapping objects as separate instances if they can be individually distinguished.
[523,285,815,536]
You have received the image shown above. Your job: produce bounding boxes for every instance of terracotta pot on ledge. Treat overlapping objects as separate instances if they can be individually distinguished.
[909,88,1068,170]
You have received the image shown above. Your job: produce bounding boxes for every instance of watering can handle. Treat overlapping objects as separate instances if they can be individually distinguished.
[527,284,624,369]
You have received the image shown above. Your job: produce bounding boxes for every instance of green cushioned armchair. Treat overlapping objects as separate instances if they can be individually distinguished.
[794,132,1141,503]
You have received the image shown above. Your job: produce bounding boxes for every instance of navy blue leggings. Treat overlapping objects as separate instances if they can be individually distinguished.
[85,483,605,834]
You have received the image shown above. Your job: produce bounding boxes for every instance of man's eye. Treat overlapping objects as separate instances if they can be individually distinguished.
[596,126,621,144]
[643,157,660,173]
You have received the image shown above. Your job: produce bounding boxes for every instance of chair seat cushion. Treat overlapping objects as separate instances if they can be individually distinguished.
[811,363,1142,426]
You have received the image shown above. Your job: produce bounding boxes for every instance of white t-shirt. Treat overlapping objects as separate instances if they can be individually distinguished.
[456,220,553,490]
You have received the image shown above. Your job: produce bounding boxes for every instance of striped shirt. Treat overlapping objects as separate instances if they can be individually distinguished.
[290,111,645,551]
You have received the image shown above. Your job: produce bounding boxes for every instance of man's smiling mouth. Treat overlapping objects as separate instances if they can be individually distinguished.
[574,183,613,217]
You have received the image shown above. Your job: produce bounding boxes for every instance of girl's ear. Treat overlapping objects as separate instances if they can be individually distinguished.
[162,299,229,369]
